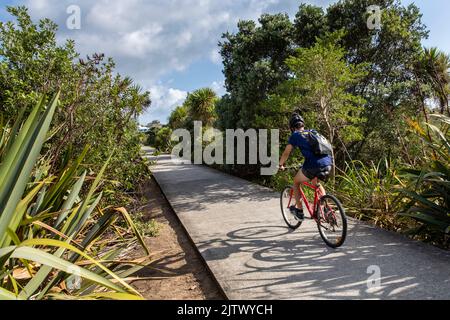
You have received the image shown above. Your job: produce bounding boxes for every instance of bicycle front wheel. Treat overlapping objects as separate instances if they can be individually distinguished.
[280,187,302,230]
[316,194,347,248]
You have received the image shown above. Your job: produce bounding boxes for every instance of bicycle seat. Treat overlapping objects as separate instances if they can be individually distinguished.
[316,168,331,182]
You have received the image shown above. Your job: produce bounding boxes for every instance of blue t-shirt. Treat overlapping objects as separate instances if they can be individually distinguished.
[288,130,333,169]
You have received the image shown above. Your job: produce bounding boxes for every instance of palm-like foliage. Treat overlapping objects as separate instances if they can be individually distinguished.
[168,105,188,130]
[0,93,150,300]
[400,114,450,236]
[185,88,218,126]
[416,47,450,115]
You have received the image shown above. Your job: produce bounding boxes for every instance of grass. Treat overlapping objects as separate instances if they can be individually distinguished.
[133,212,161,238]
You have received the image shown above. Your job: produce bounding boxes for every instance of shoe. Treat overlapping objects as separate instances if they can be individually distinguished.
[289,205,305,221]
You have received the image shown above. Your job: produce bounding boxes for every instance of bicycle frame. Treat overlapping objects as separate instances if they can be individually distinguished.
[280,170,348,248]
[287,179,324,221]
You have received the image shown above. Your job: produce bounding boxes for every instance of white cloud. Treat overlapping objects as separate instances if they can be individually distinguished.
[25,0,328,83]
[210,48,222,65]
[211,81,226,96]
[118,25,164,58]
[141,85,188,125]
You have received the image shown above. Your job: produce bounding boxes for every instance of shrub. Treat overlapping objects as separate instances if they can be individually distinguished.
[400,115,450,244]
[336,159,406,229]
[0,94,150,300]
[154,127,173,153]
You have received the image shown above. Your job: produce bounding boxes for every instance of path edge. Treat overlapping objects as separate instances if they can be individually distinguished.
[150,171,230,301]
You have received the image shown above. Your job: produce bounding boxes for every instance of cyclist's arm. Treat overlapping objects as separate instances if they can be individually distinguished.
[279,144,294,167]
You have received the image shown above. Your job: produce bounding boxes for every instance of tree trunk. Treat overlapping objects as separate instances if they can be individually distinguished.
[320,97,336,185]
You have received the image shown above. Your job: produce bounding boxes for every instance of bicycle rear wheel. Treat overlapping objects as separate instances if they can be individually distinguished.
[280,187,302,230]
[316,194,347,248]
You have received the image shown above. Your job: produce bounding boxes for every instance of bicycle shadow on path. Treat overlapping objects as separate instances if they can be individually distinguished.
[196,221,450,300]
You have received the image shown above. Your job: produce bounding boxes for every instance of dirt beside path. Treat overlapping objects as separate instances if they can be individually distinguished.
[130,177,224,300]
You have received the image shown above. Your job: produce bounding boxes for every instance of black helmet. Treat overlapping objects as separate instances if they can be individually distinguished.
[290,113,305,130]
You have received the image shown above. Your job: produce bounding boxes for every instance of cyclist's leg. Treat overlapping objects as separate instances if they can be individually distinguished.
[303,167,328,198]
[293,168,310,209]
[317,182,327,198]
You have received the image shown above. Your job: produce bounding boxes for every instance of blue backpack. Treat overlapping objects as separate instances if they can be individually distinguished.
[303,130,333,157]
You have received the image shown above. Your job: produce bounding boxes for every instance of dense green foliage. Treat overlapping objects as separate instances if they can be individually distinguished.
[218,13,294,130]
[168,105,188,130]
[0,7,152,299]
[285,32,367,147]
[0,94,149,300]
[400,115,450,241]
[218,0,430,157]
[154,127,173,153]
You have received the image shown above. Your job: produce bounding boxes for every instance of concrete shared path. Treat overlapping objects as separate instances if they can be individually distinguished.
[143,147,450,300]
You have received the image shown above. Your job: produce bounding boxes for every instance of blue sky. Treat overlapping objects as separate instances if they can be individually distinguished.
[1,1,449,125]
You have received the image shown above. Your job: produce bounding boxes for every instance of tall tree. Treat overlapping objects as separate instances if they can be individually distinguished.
[326,0,428,160]
[293,4,328,48]
[219,13,295,129]
[286,31,367,166]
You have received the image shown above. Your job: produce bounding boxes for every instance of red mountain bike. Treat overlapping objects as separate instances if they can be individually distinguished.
[280,170,347,248]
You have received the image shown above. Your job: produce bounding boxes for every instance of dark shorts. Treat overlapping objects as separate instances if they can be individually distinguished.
[302,166,333,181]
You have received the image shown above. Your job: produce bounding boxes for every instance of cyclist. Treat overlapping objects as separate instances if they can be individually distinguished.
[279,114,334,220]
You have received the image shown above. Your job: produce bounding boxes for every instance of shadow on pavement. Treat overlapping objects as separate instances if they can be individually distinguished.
[196,224,447,300]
